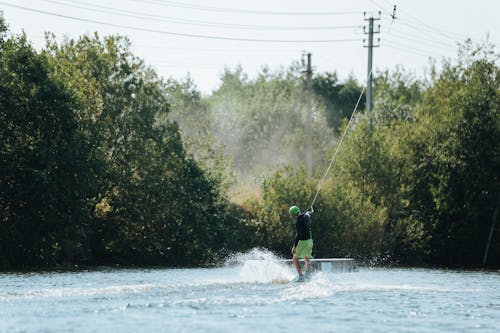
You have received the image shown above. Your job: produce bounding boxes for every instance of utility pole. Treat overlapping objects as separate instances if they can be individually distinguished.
[363,12,380,112]
[305,53,313,177]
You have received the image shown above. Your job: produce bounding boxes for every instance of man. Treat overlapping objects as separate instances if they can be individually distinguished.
[289,205,313,282]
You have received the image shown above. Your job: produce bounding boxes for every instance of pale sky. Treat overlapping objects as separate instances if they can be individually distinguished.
[1,0,498,94]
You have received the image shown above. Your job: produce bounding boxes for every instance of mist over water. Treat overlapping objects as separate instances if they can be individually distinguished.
[1,248,499,333]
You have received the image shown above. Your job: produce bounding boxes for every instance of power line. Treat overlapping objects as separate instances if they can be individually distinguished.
[389,18,459,46]
[387,25,456,48]
[134,45,300,53]
[383,39,450,59]
[130,0,364,16]
[39,0,363,32]
[383,43,437,58]
[386,29,456,51]
[0,2,361,43]
[394,18,464,43]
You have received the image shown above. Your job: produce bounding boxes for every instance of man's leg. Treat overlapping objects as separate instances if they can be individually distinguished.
[304,256,311,272]
[304,239,313,273]
[293,255,302,275]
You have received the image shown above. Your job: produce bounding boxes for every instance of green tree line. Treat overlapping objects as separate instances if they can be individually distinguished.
[1,15,499,269]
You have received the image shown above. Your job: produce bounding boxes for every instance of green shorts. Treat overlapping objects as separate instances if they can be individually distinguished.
[295,239,313,259]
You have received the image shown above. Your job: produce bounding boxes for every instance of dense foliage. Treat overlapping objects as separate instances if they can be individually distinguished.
[0,19,228,268]
[1,13,498,269]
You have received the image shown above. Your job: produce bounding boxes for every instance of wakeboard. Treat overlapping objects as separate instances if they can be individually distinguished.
[290,271,314,283]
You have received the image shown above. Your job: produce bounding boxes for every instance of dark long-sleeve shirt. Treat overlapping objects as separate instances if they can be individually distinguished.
[294,212,312,247]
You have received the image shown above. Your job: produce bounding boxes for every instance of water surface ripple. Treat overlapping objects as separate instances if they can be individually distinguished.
[1,257,499,332]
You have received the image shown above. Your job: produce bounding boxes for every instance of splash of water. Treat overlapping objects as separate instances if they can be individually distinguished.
[224,248,295,284]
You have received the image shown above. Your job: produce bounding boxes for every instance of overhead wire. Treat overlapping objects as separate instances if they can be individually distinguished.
[382,39,450,59]
[129,0,364,16]
[39,0,363,32]
[383,42,438,59]
[133,45,303,53]
[385,29,456,52]
[386,27,456,49]
[0,1,361,43]
[10,0,457,56]
[393,20,459,43]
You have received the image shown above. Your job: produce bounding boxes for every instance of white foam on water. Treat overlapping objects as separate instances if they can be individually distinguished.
[279,272,337,301]
[0,283,165,301]
[333,283,482,294]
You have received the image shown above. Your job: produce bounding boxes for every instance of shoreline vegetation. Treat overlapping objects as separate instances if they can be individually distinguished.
[1,15,499,270]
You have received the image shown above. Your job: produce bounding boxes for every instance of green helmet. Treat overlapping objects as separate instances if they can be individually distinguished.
[289,206,300,216]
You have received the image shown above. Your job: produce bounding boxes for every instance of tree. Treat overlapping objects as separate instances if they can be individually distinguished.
[419,40,500,266]
[44,33,229,266]
[372,66,423,126]
[0,29,92,267]
[312,72,365,132]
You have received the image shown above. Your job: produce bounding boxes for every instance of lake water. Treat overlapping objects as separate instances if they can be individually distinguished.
[1,249,499,333]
